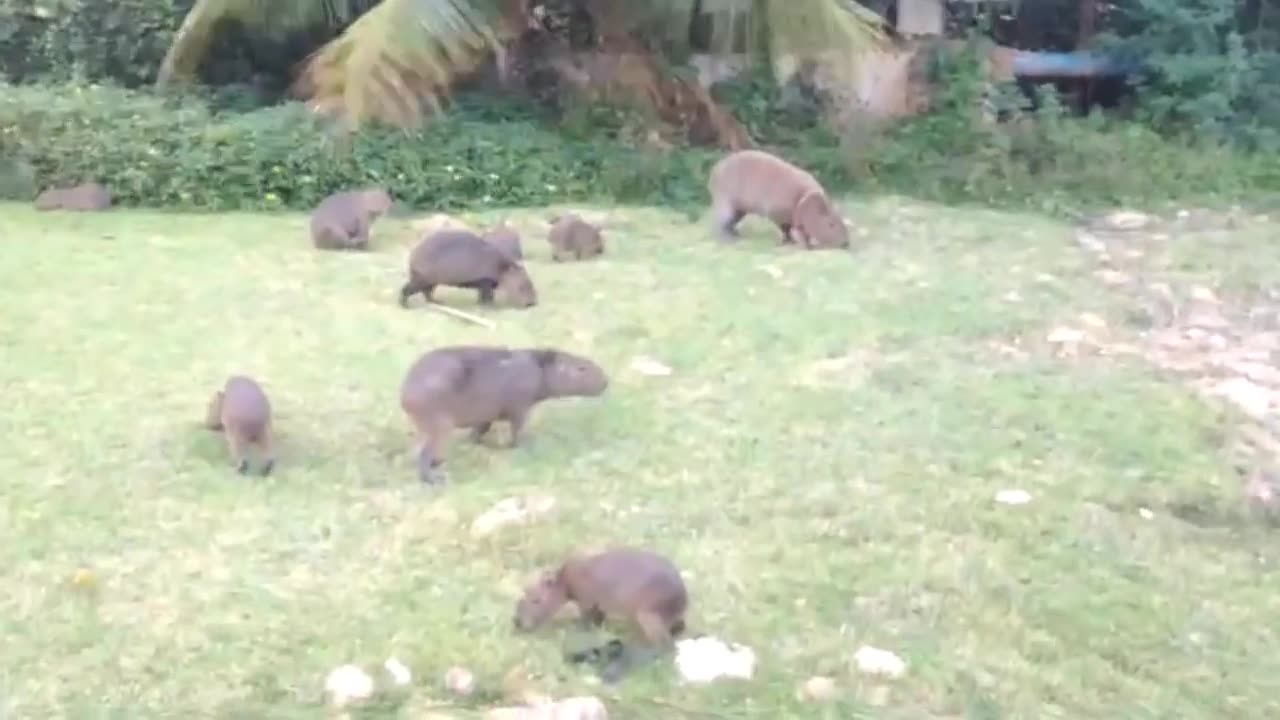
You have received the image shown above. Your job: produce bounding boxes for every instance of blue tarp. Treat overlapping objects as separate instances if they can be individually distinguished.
[1012,51,1139,78]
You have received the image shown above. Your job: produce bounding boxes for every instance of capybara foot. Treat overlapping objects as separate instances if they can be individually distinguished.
[260,458,275,477]
[236,458,250,475]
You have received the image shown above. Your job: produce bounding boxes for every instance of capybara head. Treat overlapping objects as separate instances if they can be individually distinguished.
[360,188,394,219]
[794,191,850,249]
[204,391,225,430]
[513,570,570,632]
[536,350,609,397]
[497,263,538,308]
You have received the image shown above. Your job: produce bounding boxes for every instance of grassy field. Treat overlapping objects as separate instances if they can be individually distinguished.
[2,195,1279,719]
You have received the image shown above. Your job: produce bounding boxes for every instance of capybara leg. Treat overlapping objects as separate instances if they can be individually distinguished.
[477,281,497,305]
[416,444,445,485]
[352,221,370,250]
[505,410,528,448]
[599,642,658,684]
[258,429,275,477]
[635,610,674,648]
[712,202,744,242]
[579,606,606,629]
[398,281,419,308]
[469,422,492,444]
[224,431,250,475]
[776,222,796,244]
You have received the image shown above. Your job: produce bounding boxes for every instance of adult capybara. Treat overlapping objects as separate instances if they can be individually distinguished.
[707,149,850,249]
[515,547,688,681]
[34,182,112,212]
[310,187,394,250]
[483,223,524,261]
[398,346,608,484]
[204,375,274,476]
[547,213,604,261]
[399,229,537,309]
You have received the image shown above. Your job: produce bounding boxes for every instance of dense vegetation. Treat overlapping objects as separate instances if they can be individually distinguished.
[1,0,1277,213]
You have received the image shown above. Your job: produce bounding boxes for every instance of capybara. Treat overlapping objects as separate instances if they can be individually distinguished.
[514,547,688,681]
[483,223,524,261]
[34,182,112,212]
[547,213,605,261]
[398,346,608,484]
[399,229,538,309]
[310,187,394,250]
[204,375,274,476]
[707,149,850,249]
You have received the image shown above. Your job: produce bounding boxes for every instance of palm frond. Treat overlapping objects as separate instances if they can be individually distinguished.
[156,0,376,88]
[293,0,517,128]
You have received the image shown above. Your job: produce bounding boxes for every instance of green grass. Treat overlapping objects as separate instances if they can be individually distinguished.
[2,196,1279,719]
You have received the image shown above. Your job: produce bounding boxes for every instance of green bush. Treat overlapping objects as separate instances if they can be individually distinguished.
[0,82,721,211]
[850,41,1280,212]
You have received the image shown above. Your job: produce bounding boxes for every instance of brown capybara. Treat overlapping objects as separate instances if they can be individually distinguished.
[34,182,112,212]
[204,376,274,476]
[547,213,605,262]
[399,229,538,309]
[310,187,394,251]
[398,345,608,484]
[483,223,523,261]
[515,547,688,681]
[707,149,850,250]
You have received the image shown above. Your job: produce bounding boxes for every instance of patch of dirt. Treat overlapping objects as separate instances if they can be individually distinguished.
[1045,208,1280,513]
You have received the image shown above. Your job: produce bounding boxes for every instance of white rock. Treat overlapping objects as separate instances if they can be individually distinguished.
[553,696,608,720]
[384,657,412,686]
[1102,210,1151,230]
[1079,313,1107,329]
[444,666,475,697]
[1138,507,1154,520]
[1210,377,1273,419]
[995,489,1032,505]
[1047,327,1085,345]
[853,645,907,679]
[675,636,756,684]
[470,495,557,537]
[630,356,673,377]
[798,676,838,702]
[1190,285,1219,304]
[325,664,375,707]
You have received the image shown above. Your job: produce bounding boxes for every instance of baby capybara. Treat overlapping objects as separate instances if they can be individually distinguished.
[707,149,850,250]
[398,345,608,484]
[515,547,688,681]
[204,375,274,476]
[310,187,394,250]
[399,229,537,309]
[483,223,523,261]
[34,182,112,212]
[547,213,604,261]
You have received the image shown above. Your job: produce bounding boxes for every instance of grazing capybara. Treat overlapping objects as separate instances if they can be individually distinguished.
[398,345,608,484]
[310,187,394,251]
[399,229,537,309]
[204,375,274,476]
[515,547,688,681]
[707,149,850,250]
[547,213,605,261]
[483,223,523,261]
[34,182,112,212]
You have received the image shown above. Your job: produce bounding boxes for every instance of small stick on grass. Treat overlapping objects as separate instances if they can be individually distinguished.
[426,302,496,329]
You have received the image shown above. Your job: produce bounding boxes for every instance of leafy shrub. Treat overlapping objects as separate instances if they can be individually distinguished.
[0,82,721,211]
[0,0,188,86]
[851,40,1280,211]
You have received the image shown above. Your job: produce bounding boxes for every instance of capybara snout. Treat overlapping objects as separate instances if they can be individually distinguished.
[498,265,538,307]
[514,571,569,632]
[794,191,850,249]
